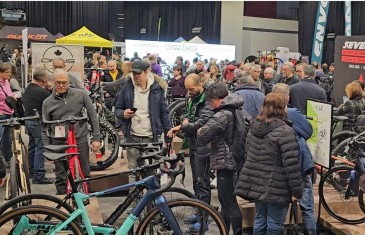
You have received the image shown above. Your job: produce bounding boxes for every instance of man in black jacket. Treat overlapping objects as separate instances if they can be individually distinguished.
[289,64,327,115]
[167,73,214,228]
[197,82,243,235]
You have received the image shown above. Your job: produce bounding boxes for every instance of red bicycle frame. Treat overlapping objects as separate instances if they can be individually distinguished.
[65,123,88,194]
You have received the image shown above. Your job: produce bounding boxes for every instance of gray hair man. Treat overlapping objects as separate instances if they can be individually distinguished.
[278,62,299,86]
[289,64,327,115]
[262,67,275,95]
[250,64,263,91]
[42,69,100,194]
[233,72,265,118]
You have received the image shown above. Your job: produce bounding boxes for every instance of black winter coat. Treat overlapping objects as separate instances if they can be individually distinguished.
[197,94,244,171]
[235,118,303,204]
[101,69,123,82]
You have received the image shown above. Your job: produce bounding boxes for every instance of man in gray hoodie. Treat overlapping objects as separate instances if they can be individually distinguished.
[42,69,100,194]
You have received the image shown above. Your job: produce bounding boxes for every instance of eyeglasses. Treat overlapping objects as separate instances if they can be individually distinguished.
[55,81,69,86]
[53,66,65,69]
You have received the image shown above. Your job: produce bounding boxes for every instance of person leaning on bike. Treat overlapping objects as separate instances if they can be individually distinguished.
[42,69,101,195]
[114,60,172,174]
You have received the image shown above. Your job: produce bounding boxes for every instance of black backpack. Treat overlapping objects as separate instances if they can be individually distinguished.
[226,107,252,168]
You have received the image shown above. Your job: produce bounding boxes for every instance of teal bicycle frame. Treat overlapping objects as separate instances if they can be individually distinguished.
[14,173,182,235]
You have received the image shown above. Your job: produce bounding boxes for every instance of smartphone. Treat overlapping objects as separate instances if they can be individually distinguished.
[131,107,138,113]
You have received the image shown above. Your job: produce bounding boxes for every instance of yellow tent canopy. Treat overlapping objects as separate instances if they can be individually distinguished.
[56,26,112,47]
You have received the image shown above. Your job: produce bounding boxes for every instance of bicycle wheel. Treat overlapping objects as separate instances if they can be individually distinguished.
[90,120,119,171]
[319,165,365,224]
[0,205,83,234]
[168,101,186,139]
[0,193,75,215]
[136,199,228,235]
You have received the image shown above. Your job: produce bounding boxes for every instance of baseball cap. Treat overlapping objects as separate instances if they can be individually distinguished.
[131,60,149,73]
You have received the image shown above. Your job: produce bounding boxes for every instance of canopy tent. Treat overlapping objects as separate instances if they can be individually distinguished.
[174,37,186,43]
[54,32,64,39]
[0,26,57,42]
[188,36,206,44]
[56,26,112,47]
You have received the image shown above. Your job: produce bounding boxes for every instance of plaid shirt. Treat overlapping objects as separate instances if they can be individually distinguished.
[335,98,365,129]
[336,98,365,119]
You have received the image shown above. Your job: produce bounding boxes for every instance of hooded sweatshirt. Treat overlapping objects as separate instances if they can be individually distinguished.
[130,72,154,137]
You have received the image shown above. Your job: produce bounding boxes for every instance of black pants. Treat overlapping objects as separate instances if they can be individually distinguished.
[217,169,242,235]
[190,149,211,204]
[53,139,90,194]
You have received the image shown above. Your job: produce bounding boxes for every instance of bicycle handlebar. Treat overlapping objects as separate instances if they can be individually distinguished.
[0,109,40,125]
[42,116,88,125]
[120,142,163,148]
[156,155,185,193]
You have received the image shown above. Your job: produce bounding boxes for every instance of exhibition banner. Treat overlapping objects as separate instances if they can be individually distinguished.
[311,1,329,64]
[332,36,365,106]
[307,99,333,169]
[125,39,235,65]
[345,1,352,36]
[31,43,84,80]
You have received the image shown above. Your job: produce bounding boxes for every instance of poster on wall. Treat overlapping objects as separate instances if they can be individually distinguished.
[306,99,333,169]
[125,39,235,66]
[31,43,84,81]
[332,36,365,107]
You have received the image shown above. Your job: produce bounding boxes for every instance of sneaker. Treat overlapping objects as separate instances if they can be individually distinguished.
[187,221,209,233]
[183,214,199,224]
[32,177,54,184]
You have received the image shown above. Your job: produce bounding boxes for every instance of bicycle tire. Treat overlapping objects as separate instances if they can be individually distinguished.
[20,142,31,195]
[136,198,228,235]
[9,156,18,200]
[0,205,83,234]
[0,193,75,215]
[319,165,365,224]
[168,101,186,139]
[331,130,356,152]
[168,99,184,112]
[90,120,119,171]
[332,136,356,165]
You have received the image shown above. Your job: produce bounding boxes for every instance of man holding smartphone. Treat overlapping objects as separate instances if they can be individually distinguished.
[114,60,172,173]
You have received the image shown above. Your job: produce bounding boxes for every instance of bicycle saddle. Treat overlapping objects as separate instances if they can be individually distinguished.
[43,152,80,161]
[44,145,78,152]
[333,116,349,122]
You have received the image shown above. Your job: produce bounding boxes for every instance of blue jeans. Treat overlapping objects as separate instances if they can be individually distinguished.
[25,120,46,180]
[298,175,316,235]
[253,201,289,235]
[0,115,12,162]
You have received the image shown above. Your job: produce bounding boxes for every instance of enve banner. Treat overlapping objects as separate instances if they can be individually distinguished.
[306,99,333,169]
[311,1,330,64]
[332,36,365,106]
[31,43,84,80]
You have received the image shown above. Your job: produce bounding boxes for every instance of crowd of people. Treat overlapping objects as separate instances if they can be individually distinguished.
[1,45,363,235]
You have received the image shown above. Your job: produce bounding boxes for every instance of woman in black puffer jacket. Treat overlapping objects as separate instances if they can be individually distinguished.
[235,92,303,235]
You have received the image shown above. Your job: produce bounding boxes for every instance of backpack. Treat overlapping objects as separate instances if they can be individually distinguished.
[226,107,253,168]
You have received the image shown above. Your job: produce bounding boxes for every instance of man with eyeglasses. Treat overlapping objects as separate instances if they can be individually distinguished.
[52,58,84,89]
[114,60,172,174]
[42,69,100,194]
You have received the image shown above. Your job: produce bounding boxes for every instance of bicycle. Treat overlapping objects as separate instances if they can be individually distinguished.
[0,147,228,235]
[89,84,120,171]
[42,115,90,194]
[0,143,195,222]
[0,111,39,201]
[318,130,365,224]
